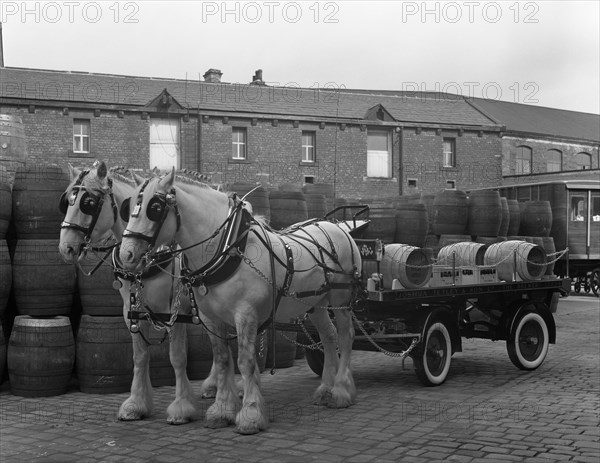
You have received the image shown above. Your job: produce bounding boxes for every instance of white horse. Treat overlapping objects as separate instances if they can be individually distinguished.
[118,169,362,434]
[58,161,219,424]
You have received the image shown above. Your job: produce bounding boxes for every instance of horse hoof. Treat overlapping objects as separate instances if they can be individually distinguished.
[235,425,261,435]
[313,387,332,406]
[167,416,191,425]
[118,403,148,421]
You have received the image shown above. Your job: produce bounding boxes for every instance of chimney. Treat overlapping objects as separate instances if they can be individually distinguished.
[250,69,265,86]
[203,68,222,83]
[0,23,4,67]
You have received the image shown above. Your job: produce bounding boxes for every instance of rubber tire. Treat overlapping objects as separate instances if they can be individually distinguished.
[507,311,549,370]
[591,270,599,297]
[304,349,324,377]
[413,321,452,386]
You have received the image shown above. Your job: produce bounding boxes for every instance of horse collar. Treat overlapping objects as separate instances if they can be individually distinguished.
[180,202,252,291]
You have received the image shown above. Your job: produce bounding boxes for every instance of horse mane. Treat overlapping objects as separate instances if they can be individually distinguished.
[108,166,137,186]
[174,169,212,189]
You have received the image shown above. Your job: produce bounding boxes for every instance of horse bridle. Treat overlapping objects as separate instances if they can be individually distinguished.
[59,169,118,245]
[122,177,181,250]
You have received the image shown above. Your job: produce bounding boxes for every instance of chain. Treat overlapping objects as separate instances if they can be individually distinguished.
[351,311,420,358]
[238,247,356,311]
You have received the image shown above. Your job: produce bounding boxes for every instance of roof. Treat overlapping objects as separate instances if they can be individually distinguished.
[0,66,499,128]
[469,98,600,143]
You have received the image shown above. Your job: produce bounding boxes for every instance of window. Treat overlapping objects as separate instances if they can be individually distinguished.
[367,130,391,178]
[516,145,532,174]
[442,138,456,167]
[232,128,247,160]
[570,196,586,221]
[575,152,592,170]
[546,149,562,172]
[149,118,180,170]
[73,120,90,153]
[592,197,600,222]
[301,131,316,163]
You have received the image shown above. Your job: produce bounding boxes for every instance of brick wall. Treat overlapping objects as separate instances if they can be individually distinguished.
[0,106,150,170]
[502,136,600,177]
[401,128,502,194]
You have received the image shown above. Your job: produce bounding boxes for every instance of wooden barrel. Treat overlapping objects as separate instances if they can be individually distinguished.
[395,202,428,247]
[266,329,297,369]
[269,191,308,230]
[8,315,75,397]
[278,183,303,192]
[0,240,11,319]
[541,237,556,278]
[437,242,488,267]
[12,239,76,316]
[362,198,399,243]
[438,235,471,249]
[0,168,11,238]
[475,236,503,245]
[498,197,510,237]
[12,165,68,239]
[484,240,547,282]
[506,200,521,236]
[432,190,469,235]
[519,201,553,237]
[424,234,440,258]
[304,193,328,219]
[229,182,271,223]
[76,315,133,394]
[420,194,436,233]
[0,114,27,175]
[380,244,431,289]
[186,323,213,380]
[0,320,6,384]
[303,183,334,211]
[77,253,124,316]
[468,190,502,238]
[148,328,175,387]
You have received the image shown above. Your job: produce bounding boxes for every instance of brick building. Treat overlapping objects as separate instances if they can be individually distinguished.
[0,66,504,199]
[469,98,600,186]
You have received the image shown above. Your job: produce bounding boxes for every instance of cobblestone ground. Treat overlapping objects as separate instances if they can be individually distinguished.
[1,295,598,463]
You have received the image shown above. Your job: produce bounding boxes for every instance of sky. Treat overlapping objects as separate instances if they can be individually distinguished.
[1,0,599,114]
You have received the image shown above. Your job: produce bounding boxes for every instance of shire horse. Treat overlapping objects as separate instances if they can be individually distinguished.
[58,161,219,424]
[118,168,362,434]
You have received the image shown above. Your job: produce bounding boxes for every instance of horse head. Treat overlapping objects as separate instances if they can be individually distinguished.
[58,160,118,262]
[119,168,180,272]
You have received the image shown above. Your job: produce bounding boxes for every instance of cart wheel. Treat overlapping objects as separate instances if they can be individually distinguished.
[304,349,324,377]
[574,282,581,293]
[591,271,599,297]
[584,284,590,293]
[507,311,549,370]
[413,321,452,386]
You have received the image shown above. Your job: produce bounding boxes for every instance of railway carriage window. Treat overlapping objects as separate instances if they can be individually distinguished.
[570,196,586,221]
[592,197,600,222]
[73,120,90,153]
[516,146,532,175]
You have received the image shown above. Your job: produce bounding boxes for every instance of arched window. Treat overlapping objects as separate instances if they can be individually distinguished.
[546,149,562,172]
[575,152,592,170]
[516,145,532,174]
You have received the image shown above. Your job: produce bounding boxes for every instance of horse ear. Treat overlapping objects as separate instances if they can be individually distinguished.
[159,167,176,191]
[132,172,145,186]
[68,163,81,181]
[96,161,107,180]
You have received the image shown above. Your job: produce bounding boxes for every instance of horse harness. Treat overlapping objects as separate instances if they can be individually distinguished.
[59,169,119,245]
